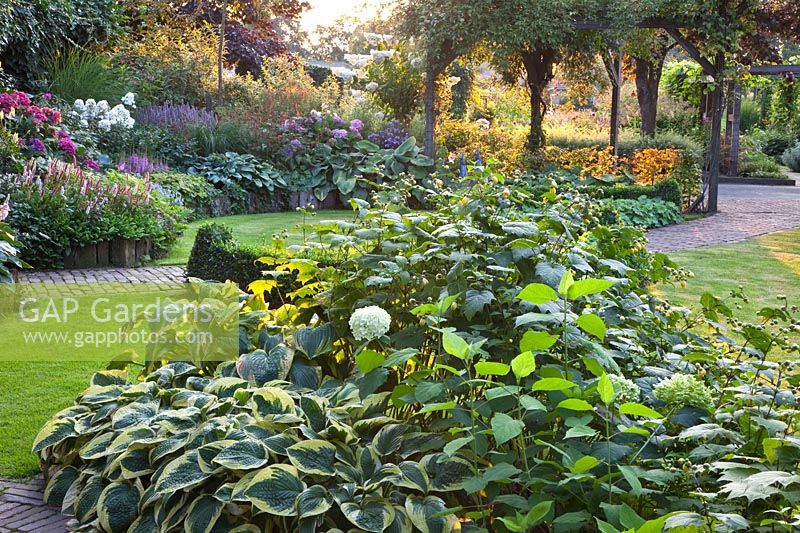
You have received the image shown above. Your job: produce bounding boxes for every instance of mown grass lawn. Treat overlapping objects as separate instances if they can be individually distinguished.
[155,210,353,266]
[656,229,800,359]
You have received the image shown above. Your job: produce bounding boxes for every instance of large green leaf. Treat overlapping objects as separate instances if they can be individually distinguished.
[491,413,525,445]
[517,283,558,304]
[32,418,76,453]
[237,345,294,386]
[520,330,558,352]
[296,485,332,518]
[245,464,305,516]
[341,499,396,532]
[566,279,615,300]
[250,387,296,418]
[405,495,456,533]
[185,494,224,533]
[286,440,337,476]
[511,352,536,379]
[154,452,211,495]
[74,475,105,523]
[43,466,79,508]
[577,313,607,340]
[294,324,334,359]
[421,454,473,491]
[97,482,140,533]
[213,439,270,470]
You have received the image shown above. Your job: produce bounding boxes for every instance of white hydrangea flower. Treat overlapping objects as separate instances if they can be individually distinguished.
[344,54,372,68]
[654,373,714,409]
[370,50,395,63]
[332,67,357,81]
[349,306,391,341]
[96,100,110,114]
[97,119,111,132]
[121,92,136,108]
[365,82,379,92]
[608,374,640,403]
[476,118,490,130]
[410,57,423,70]
[73,99,85,112]
[374,111,385,120]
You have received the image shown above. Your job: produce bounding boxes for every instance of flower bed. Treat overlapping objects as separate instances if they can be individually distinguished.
[35,172,800,531]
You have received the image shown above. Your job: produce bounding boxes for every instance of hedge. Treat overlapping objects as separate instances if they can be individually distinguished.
[186,223,263,287]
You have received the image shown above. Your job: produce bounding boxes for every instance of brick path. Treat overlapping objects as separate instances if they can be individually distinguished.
[0,478,68,532]
[648,183,800,252]
[18,266,185,284]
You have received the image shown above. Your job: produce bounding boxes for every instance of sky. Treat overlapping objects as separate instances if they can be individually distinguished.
[300,0,387,34]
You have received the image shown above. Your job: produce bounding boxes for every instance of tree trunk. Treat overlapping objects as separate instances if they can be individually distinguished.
[521,49,556,152]
[603,49,623,155]
[217,0,226,106]
[633,56,664,137]
[423,68,437,159]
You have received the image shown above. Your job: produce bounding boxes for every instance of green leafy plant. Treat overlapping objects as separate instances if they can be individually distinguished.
[607,196,683,228]
[782,141,800,172]
[187,152,287,192]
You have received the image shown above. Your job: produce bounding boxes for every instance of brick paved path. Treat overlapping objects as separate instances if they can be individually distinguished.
[648,183,800,252]
[18,266,185,284]
[0,478,68,532]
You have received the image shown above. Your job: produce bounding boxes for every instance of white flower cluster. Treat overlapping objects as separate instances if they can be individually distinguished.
[344,54,372,69]
[654,373,715,409]
[349,306,391,341]
[331,67,357,82]
[369,50,395,64]
[608,374,641,403]
[73,95,136,132]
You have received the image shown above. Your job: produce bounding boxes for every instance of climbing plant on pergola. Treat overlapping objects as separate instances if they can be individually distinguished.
[398,0,800,214]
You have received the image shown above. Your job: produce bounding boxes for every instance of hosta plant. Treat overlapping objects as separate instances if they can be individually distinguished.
[34,361,470,532]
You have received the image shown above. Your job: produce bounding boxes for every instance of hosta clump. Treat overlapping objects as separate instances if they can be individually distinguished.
[34,363,470,532]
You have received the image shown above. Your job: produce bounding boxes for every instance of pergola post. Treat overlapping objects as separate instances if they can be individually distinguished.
[726,83,742,177]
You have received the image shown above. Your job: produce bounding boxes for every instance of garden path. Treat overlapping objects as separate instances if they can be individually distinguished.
[647,182,800,252]
[18,265,185,284]
[0,477,68,532]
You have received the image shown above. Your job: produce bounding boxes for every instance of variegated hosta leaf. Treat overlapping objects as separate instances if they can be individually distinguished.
[421,454,473,491]
[203,377,249,398]
[288,359,321,390]
[149,432,190,463]
[299,395,326,432]
[153,451,211,495]
[79,432,114,460]
[405,495,457,533]
[294,323,334,359]
[396,461,430,493]
[296,485,333,518]
[213,439,270,470]
[245,464,305,516]
[373,424,407,455]
[43,466,79,508]
[198,440,238,474]
[250,387,296,418]
[185,494,225,533]
[117,446,153,479]
[127,508,157,533]
[340,499,397,533]
[386,505,414,533]
[91,370,129,386]
[108,427,156,455]
[287,440,337,476]
[97,482,141,533]
[79,385,125,404]
[32,418,76,453]
[74,475,105,523]
[236,345,294,386]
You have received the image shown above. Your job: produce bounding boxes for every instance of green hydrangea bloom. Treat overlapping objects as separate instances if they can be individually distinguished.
[653,373,714,409]
[609,374,640,403]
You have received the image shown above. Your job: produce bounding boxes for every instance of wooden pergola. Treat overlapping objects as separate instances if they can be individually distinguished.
[725,64,800,177]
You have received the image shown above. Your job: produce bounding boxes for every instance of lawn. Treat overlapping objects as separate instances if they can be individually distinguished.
[0,362,99,478]
[155,210,354,266]
[656,229,800,358]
